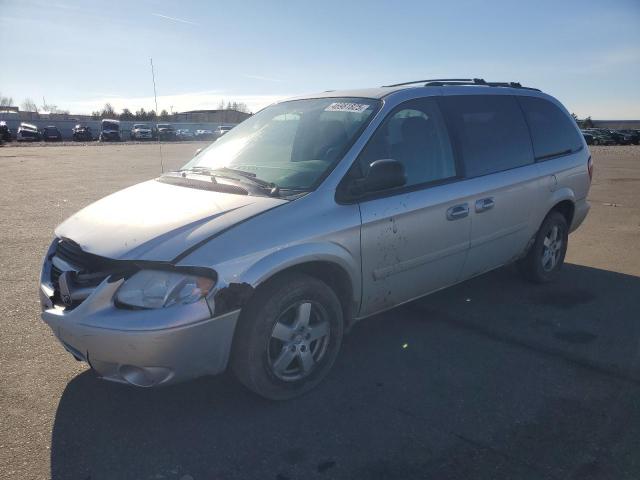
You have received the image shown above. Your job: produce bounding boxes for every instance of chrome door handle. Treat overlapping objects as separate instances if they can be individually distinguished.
[446,203,469,220]
[475,197,495,213]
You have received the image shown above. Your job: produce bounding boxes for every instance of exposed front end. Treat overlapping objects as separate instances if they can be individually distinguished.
[39,238,239,387]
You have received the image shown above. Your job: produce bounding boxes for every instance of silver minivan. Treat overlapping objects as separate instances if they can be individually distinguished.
[40,79,592,399]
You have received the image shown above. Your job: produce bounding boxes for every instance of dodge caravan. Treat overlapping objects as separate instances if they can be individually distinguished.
[40,79,592,399]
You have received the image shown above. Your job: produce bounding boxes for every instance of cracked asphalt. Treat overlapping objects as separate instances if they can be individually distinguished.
[1,143,639,479]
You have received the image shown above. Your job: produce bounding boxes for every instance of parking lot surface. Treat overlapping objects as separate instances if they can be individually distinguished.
[1,144,639,479]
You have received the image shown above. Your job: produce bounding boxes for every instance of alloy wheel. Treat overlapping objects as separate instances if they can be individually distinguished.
[267,301,330,382]
[541,224,563,272]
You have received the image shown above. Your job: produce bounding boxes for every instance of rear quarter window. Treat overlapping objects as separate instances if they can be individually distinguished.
[439,95,534,177]
[517,96,583,160]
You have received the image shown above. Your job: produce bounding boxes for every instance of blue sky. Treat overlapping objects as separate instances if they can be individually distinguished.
[1,0,639,118]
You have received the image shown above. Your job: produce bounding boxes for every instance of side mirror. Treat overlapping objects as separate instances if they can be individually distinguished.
[354,159,406,195]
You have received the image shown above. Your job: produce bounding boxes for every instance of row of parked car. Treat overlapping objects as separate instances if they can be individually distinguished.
[129,122,233,141]
[581,128,640,146]
[0,119,234,144]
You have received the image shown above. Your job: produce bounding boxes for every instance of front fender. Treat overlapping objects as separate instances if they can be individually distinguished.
[241,241,360,301]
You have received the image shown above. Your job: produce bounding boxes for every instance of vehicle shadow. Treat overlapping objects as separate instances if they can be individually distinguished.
[51,263,640,480]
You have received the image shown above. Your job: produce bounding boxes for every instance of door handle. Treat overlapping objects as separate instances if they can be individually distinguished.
[475,197,495,213]
[446,203,469,220]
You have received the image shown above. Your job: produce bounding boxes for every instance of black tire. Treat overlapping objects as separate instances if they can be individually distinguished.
[517,211,569,283]
[231,272,343,400]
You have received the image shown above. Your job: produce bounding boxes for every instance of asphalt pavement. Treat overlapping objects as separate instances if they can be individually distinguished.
[1,143,639,479]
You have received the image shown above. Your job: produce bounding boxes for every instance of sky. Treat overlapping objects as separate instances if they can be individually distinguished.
[1,0,639,119]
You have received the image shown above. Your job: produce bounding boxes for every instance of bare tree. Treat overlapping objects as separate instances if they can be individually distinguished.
[160,109,169,120]
[135,108,147,120]
[41,101,57,113]
[101,103,116,118]
[0,93,13,107]
[21,98,38,112]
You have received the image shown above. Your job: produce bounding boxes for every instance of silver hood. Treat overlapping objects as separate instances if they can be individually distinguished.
[55,179,286,261]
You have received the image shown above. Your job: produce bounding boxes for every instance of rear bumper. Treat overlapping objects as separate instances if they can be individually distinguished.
[40,278,240,387]
[570,198,590,233]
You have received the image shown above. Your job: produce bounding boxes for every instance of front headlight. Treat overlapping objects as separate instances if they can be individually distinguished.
[115,270,215,309]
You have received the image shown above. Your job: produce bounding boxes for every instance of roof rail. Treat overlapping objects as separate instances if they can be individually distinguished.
[382,78,474,87]
[382,78,540,91]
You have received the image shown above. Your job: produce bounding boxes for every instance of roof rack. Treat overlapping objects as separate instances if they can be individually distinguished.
[382,78,475,87]
[382,78,540,92]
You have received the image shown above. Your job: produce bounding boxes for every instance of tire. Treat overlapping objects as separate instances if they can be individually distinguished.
[231,272,344,400]
[517,211,568,283]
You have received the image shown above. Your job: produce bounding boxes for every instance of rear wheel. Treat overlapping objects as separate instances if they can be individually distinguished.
[231,272,343,400]
[518,211,568,283]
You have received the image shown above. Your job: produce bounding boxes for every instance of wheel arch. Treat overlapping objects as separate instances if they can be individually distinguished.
[232,243,360,327]
[550,198,575,227]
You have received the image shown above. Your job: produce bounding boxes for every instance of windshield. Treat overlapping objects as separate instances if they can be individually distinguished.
[182,97,380,190]
[103,122,119,131]
[134,124,149,129]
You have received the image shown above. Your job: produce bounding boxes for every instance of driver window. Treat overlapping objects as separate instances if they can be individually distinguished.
[357,98,456,187]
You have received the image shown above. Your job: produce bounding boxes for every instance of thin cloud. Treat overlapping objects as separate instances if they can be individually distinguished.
[151,13,199,26]
[243,74,283,83]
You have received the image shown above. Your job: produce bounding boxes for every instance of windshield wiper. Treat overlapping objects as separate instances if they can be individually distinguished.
[180,166,281,197]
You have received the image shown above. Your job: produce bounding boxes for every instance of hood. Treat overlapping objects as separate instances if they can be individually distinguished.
[55,179,287,262]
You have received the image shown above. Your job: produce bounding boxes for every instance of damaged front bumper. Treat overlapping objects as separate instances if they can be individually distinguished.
[40,266,240,387]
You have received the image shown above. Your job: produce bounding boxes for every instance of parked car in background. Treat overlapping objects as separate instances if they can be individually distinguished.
[72,124,93,142]
[42,125,63,142]
[618,129,640,145]
[156,123,176,141]
[581,130,594,145]
[0,121,12,144]
[130,123,153,141]
[194,129,214,140]
[16,123,41,142]
[608,130,633,145]
[99,119,121,142]
[586,129,616,146]
[39,79,592,399]
[213,125,234,139]
[176,129,195,140]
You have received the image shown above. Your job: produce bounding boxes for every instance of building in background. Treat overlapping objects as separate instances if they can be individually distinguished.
[173,109,251,124]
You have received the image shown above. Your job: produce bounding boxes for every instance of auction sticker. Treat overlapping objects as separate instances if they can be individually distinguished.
[324,102,370,113]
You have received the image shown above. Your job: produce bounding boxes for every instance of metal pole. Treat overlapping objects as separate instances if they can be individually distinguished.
[150,58,164,173]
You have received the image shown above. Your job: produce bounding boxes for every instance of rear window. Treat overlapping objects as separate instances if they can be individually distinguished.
[439,95,534,177]
[517,96,583,160]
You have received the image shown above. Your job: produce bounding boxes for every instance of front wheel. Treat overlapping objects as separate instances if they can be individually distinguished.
[231,273,343,400]
[517,211,568,283]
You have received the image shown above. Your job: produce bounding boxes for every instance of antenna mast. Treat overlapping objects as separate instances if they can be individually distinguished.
[150,58,164,173]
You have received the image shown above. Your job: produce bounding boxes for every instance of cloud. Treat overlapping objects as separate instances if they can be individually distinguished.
[151,13,199,26]
[61,91,292,114]
[242,74,283,83]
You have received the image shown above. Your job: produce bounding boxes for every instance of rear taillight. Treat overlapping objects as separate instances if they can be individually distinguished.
[588,155,593,182]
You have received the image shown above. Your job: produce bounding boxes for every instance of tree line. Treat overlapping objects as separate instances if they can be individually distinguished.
[0,92,250,119]
[571,113,594,129]
[92,100,250,120]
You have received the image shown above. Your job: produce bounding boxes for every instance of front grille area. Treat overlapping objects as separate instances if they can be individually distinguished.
[50,239,122,308]
[55,239,113,272]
